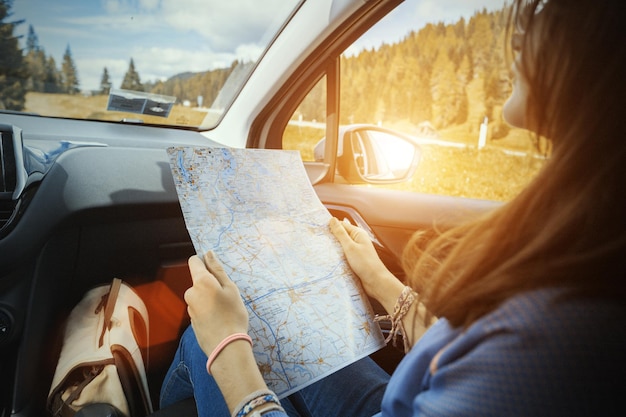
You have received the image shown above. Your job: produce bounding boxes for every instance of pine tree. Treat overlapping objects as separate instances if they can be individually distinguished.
[26,24,38,52]
[467,12,495,77]
[430,51,461,127]
[25,48,46,91]
[24,25,46,92]
[61,44,80,94]
[121,58,142,91]
[22,25,62,93]
[43,56,60,93]
[0,0,27,110]
[99,67,112,95]
[172,78,184,100]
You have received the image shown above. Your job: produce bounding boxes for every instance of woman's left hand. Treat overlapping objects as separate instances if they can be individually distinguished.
[184,251,249,356]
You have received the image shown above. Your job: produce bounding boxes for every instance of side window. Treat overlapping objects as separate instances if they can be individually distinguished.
[283,1,546,201]
[283,76,326,162]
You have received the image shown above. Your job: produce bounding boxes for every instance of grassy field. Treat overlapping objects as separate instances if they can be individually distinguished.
[25,92,207,127]
[25,92,545,202]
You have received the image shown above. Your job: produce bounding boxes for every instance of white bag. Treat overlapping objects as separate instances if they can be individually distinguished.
[48,278,153,417]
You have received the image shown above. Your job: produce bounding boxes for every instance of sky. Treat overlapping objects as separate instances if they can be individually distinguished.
[12,0,507,92]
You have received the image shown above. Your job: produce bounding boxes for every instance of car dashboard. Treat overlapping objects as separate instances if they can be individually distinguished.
[0,113,217,416]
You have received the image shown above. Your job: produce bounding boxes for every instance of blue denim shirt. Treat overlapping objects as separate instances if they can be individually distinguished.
[376,288,626,416]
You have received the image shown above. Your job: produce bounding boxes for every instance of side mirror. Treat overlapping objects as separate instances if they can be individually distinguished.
[314,125,421,184]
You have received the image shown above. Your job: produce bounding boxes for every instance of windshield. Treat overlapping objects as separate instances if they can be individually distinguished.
[6,0,301,129]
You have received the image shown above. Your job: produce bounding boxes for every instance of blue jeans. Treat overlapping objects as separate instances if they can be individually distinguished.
[160,326,390,417]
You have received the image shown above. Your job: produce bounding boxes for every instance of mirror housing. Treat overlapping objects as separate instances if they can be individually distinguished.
[314,124,421,184]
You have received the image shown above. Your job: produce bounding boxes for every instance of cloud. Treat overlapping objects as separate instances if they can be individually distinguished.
[77,45,251,91]
[64,11,167,34]
[93,0,289,52]
[102,0,159,14]
[139,0,160,11]
[159,0,288,52]
[132,46,235,78]
[102,0,124,14]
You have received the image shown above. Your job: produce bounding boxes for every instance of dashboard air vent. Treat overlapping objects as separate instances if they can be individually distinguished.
[1,128,17,196]
[0,124,26,238]
[0,199,17,230]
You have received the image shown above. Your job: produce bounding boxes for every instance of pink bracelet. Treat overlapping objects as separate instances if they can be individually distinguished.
[206,333,253,375]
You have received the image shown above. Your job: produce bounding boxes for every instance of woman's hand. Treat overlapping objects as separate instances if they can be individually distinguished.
[329,217,404,309]
[330,218,430,346]
[184,251,249,356]
[184,251,273,414]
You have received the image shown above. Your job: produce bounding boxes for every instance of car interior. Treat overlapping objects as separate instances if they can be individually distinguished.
[0,0,507,415]
[0,114,495,416]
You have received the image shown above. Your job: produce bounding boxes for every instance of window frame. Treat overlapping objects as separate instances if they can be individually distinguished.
[248,0,402,184]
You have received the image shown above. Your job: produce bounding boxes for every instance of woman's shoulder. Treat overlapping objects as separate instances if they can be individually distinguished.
[442,287,626,397]
[413,286,626,360]
[477,287,626,340]
[405,288,626,416]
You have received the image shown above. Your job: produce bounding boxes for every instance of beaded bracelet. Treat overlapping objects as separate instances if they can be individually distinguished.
[375,285,417,352]
[231,390,285,417]
[246,404,284,417]
[206,333,253,375]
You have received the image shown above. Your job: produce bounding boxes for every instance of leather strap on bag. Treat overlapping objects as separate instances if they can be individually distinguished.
[49,361,114,417]
[99,278,122,348]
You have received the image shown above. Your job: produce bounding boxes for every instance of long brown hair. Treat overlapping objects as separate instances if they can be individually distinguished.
[402,0,626,328]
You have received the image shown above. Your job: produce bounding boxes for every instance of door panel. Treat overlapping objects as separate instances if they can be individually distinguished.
[314,182,500,265]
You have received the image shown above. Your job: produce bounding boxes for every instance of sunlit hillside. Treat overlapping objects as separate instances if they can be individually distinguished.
[281,5,546,201]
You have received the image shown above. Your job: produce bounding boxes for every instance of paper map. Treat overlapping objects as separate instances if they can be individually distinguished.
[167,147,385,398]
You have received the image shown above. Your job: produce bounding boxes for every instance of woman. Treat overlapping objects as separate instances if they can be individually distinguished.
[160,0,626,415]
